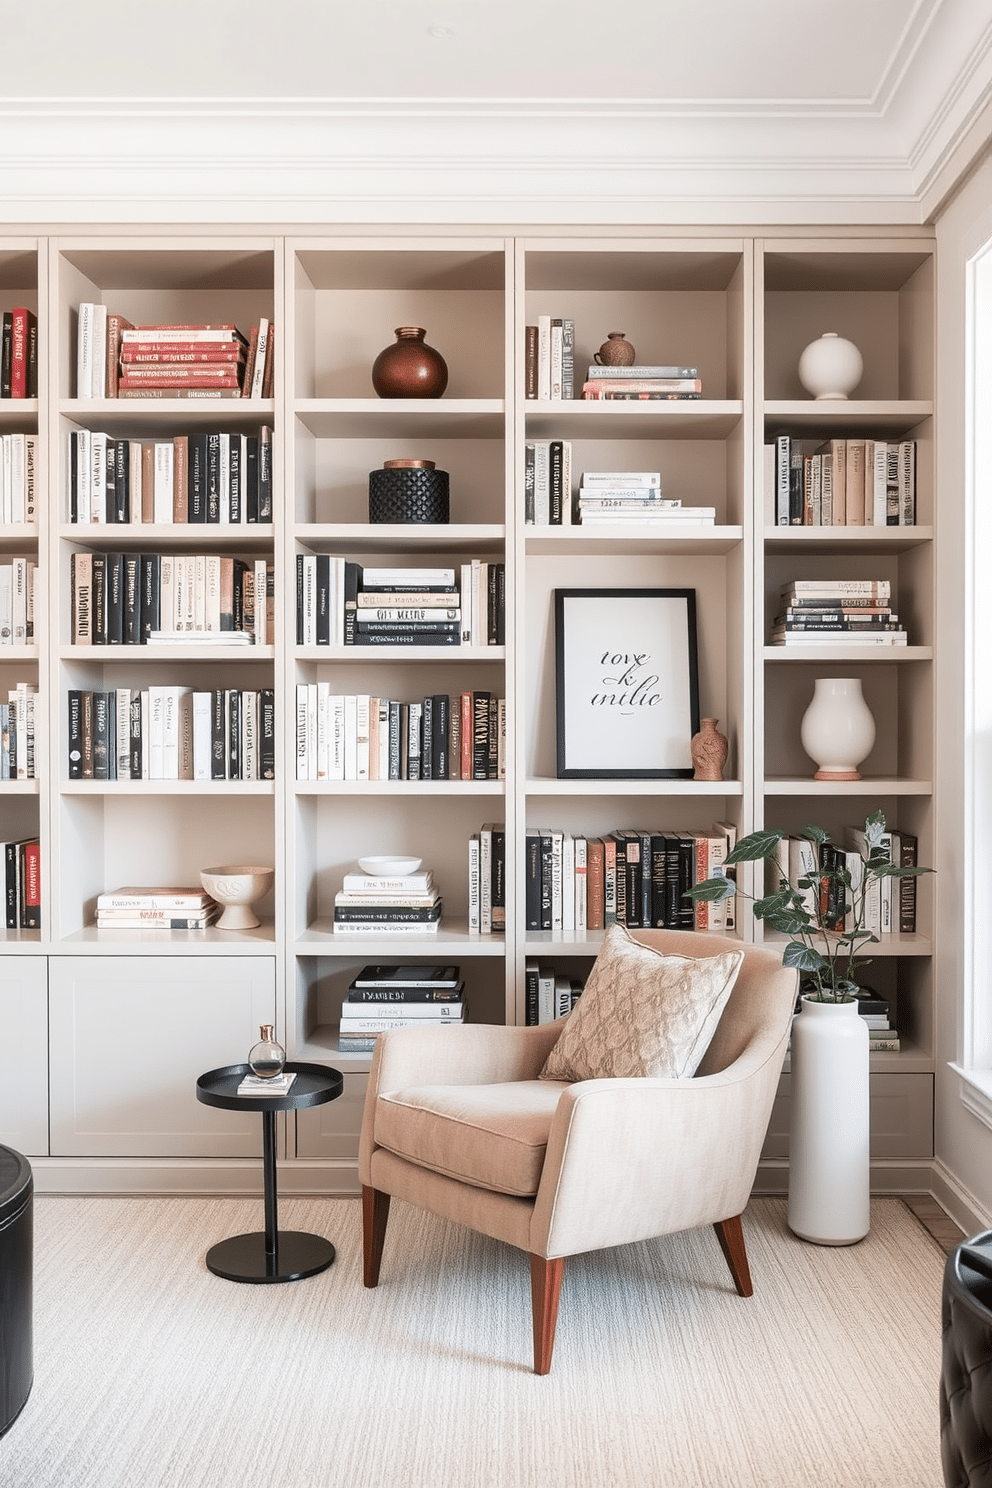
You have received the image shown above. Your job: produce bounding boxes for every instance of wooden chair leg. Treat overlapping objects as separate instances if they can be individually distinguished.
[530,1253,565,1375]
[713,1214,753,1297]
[362,1185,391,1288]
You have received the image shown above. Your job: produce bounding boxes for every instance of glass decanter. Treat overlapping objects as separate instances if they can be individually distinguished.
[248,1024,286,1080]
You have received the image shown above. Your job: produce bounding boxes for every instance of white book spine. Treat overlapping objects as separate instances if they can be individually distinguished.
[77,302,94,399]
[153,441,174,525]
[467,834,481,934]
[115,687,131,779]
[296,684,309,780]
[192,691,212,781]
[574,835,587,931]
[329,694,346,780]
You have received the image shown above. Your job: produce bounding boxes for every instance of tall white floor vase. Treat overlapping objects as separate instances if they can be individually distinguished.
[788,995,870,1245]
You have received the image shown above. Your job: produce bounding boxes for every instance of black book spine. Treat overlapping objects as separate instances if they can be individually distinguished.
[649,834,667,928]
[245,435,259,522]
[69,430,78,523]
[432,693,449,779]
[525,963,539,1025]
[103,438,117,525]
[525,831,541,930]
[188,433,208,523]
[205,433,222,523]
[421,695,433,780]
[612,833,628,926]
[228,433,242,523]
[343,561,362,645]
[123,553,141,645]
[495,563,505,647]
[1,313,12,398]
[129,692,142,779]
[549,440,563,524]
[315,554,330,645]
[491,825,506,933]
[140,553,160,641]
[4,842,18,929]
[258,427,272,520]
[678,834,695,929]
[25,315,37,399]
[539,832,553,930]
[259,688,275,780]
[92,690,110,779]
[67,689,83,779]
[232,560,247,633]
[663,835,681,928]
[211,689,227,780]
[105,551,124,645]
[296,554,304,644]
[91,553,107,645]
[487,563,499,646]
[227,688,241,779]
[115,439,130,523]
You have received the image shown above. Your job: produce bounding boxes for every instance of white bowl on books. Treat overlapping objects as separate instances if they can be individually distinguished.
[199,865,274,930]
[358,856,422,877]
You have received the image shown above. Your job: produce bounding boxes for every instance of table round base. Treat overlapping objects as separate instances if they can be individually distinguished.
[205,1230,336,1285]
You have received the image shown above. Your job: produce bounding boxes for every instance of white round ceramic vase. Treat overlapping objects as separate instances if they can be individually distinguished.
[788,995,870,1245]
[800,676,875,780]
[797,332,864,400]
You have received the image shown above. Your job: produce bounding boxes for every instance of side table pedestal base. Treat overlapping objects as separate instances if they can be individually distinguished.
[205,1231,336,1285]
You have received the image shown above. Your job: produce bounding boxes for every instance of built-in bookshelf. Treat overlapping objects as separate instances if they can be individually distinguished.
[0,228,938,1194]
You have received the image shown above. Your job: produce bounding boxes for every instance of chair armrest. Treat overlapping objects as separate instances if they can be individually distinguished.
[531,1030,789,1259]
[359,1020,565,1182]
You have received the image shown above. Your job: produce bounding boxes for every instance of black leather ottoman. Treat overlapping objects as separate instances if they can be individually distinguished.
[941,1228,992,1487]
[0,1146,32,1437]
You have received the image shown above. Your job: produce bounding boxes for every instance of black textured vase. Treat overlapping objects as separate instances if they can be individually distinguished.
[369,466,450,524]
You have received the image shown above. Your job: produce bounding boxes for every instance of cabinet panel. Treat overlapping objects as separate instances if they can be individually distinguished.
[49,955,275,1156]
[295,1071,368,1160]
[762,1070,934,1161]
[0,956,48,1154]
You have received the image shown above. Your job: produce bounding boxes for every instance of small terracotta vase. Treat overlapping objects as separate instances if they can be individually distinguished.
[594,332,636,367]
[371,327,448,399]
[690,718,729,781]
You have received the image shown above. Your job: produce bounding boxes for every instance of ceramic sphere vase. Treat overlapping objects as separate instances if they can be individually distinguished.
[797,332,863,400]
[800,677,875,781]
[788,995,870,1245]
[371,327,448,399]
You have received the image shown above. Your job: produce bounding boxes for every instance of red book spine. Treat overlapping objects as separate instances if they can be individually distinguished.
[121,347,246,363]
[10,308,27,398]
[118,368,242,388]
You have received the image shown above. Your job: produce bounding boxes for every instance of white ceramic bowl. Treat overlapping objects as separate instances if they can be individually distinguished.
[199,865,274,930]
[358,856,422,877]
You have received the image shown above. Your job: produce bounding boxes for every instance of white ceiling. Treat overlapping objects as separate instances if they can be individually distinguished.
[2,0,991,224]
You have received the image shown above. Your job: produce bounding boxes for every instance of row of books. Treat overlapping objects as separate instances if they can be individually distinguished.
[852,987,901,1053]
[1,685,37,780]
[295,688,505,782]
[0,310,37,399]
[0,435,38,523]
[1,837,40,928]
[468,823,506,935]
[524,824,738,934]
[77,313,274,400]
[338,962,465,1050]
[771,579,908,647]
[768,436,917,527]
[67,686,276,781]
[67,428,273,525]
[94,885,218,931]
[524,440,573,524]
[333,866,442,937]
[0,560,36,644]
[70,552,273,646]
[524,318,575,400]
[581,364,703,401]
[770,825,919,936]
[295,560,504,648]
[524,962,583,1025]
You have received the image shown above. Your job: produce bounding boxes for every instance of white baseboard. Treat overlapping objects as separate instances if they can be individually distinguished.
[931,1158,992,1237]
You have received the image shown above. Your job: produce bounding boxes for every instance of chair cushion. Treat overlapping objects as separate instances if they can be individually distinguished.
[540,924,744,1082]
[374,1080,570,1196]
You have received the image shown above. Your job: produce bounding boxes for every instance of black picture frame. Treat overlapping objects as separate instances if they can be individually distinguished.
[554,588,700,778]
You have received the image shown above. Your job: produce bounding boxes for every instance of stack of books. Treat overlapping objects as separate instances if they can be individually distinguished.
[2,683,38,779]
[66,427,273,524]
[855,987,901,1052]
[581,364,702,401]
[338,962,466,1051]
[768,434,917,527]
[523,440,572,524]
[116,323,251,400]
[0,434,38,520]
[467,823,506,934]
[0,560,37,643]
[94,885,219,931]
[1,308,37,399]
[68,685,275,782]
[70,552,271,646]
[524,961,584,1025]
[771,580,907,645]
[332,865,442,935]
[295,560,504,649]
[1,836,40,928]
[523,317,575,400]
[577,471,715,527]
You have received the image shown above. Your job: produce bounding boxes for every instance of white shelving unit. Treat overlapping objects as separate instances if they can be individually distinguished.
[0,225,938,1194]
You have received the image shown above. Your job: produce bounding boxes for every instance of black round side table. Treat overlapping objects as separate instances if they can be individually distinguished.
[0,1145,32,1437]
[196,1062,343,1285]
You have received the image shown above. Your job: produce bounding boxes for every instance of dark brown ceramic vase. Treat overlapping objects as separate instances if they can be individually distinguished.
[594,332,636,367]
[371,327,448,398]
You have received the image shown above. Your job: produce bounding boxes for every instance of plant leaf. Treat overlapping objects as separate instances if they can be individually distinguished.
[685,876,735,903]
[801,824,829,846]
[724,830,785,865]
[782,942,829,972]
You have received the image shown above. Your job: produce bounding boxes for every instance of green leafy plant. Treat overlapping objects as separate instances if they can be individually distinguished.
[687,810,932,1002]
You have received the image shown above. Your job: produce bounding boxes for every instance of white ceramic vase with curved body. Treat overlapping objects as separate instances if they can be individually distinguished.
[797,332,864,400]
[788,995,871,1245]
[800,677,876,781]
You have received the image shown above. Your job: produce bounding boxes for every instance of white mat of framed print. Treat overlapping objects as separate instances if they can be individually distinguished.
[555,588,700,778]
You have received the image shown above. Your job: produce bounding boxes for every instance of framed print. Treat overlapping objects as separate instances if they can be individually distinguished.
[555,588,699,778]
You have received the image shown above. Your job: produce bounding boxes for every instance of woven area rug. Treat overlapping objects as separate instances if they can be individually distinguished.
[1,1194,946,1488]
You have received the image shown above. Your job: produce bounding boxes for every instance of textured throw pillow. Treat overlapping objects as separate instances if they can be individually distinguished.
[540,925,744,1082]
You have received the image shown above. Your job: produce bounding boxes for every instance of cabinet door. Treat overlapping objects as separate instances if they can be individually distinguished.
[295,1071,368,1160]
[762,1071,934,1161]
[0,956,48,1156]
[49,956,276,1157]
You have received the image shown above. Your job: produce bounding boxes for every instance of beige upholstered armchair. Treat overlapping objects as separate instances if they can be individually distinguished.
[359,928,797,1374]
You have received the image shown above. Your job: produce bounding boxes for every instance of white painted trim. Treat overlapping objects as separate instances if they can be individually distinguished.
[932,1155,992,1236]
